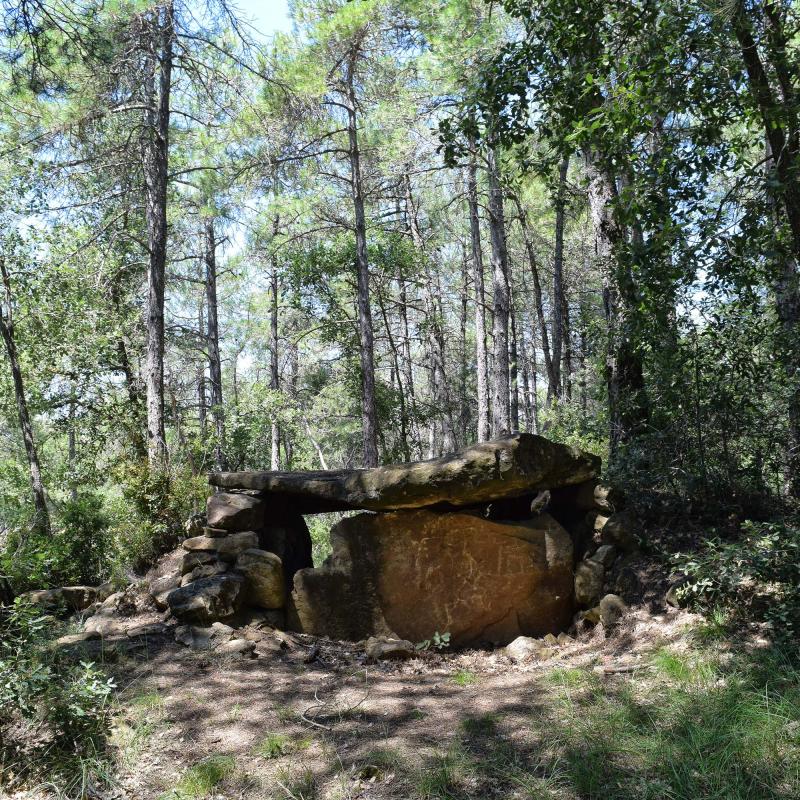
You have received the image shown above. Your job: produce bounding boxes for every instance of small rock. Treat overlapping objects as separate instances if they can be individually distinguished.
[167,573,245,624]
[60,586,98,611]
[206,492,265,532]
[586,511,610,535]
[150,572,181,611]
[582,607,602,624]
[181,551,219,575]
[84,613,130,637]
[174,623,232,650]
[613,565,642,599]
[203,526,229,538]
[601,511,638,552]
[235,548,285,609]
[666,577,689,608]
[182,531,259,561]
[181,561,228,586]
[365,636,416,660]
[574,559,605,606]
[215,638,256,657]
[598,594,628,628]
[589,544,616,568]
[184,512,207,538]
[505,635,548,663]
[127,623,166,638]
[54,631,101,647]
[557,632,574,645]
[543,633,559,646]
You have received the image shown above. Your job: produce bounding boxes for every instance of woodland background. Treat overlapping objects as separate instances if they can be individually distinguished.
[0,0,799,591]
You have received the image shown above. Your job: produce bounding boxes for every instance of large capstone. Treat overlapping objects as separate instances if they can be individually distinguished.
[288,509,574,647]
[209,433,599,513]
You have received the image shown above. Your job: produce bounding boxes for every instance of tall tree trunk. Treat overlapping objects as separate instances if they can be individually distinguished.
[197,256,206,439]
[344,51,378,467]
[459,243,469,445]
[466,152,491,441]
[142,2,173,469]
[509,283,519,431]
[204,216,226,471]
[513,193,557,399]
[732,2,800,495]
[270,217,281,471]
[486,144,510,435]
[584,148,647,455]
[551,155,569,398]
[0,260,49,534]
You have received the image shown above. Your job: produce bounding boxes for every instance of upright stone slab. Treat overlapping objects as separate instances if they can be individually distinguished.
[289,509,574,647]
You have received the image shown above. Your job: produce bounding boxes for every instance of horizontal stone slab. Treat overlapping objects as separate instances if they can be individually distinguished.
[209,433,600,513]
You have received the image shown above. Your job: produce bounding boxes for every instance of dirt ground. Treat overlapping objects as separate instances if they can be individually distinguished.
[38,598,698,800]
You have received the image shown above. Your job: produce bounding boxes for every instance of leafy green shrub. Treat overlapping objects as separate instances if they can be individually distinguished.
[0,599,114,771]
[110,461,206,572]
[674,519,800,636]
[0,492,111,592]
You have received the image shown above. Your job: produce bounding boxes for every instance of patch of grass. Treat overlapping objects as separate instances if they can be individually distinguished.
[274,703,297,723]
[409,708,427,720]
[129,690,164,710]
[415,746,470,798]
[162,754,235,799]
[256,732,292,759]
[542,645,800,800]
[459,713,498,737]
[274,766,317,799]
[452,669,477,686]
[545,666,591,688]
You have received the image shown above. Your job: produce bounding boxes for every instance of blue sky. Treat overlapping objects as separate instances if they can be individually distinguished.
[233,0,294,36]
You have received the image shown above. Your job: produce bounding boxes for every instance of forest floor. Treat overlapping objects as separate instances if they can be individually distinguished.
[8,595,799,800]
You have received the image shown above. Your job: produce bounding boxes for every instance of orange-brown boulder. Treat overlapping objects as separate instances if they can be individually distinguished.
[289,509,574,647]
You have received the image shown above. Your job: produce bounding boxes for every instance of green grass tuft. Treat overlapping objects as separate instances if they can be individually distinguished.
[162,754,235,799]
[452,669,477,686]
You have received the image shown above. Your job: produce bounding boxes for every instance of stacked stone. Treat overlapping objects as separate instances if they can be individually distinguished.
[165,491,312,625]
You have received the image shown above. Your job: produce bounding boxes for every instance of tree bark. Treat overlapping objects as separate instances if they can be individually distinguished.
[270,216,281,471]
[0,259,50,534]
[486,144,510,435]
[513,193,557,400]
[204,215,226,470]
[343,50,379,467]
[584,148,647,455]
[466,152,491,441]
[732,1,800,495]
[142,2,173,469]
[551,155,569,398]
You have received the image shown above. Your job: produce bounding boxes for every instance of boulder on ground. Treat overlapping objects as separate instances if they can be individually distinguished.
[175,621,233,650]
[289,509,574,647]
[365,636,416,660]
[588,544,616,568]
[574,559,605,607]
[22,585,97,612]
[235,548,285,609]
[167,573,245,624]
[150,571,181,610]
[601,510,638,552]
[216,638,256,657]
[206,492,264,531]
[182,530,259,560]
[505,635,549,663]
[210,433,600,513]
[598,593,628,627]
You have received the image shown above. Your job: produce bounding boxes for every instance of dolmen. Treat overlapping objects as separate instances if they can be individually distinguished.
[167,433,616,648]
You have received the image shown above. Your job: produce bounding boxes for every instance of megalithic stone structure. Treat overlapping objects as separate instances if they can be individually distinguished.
[167,434,607,647]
